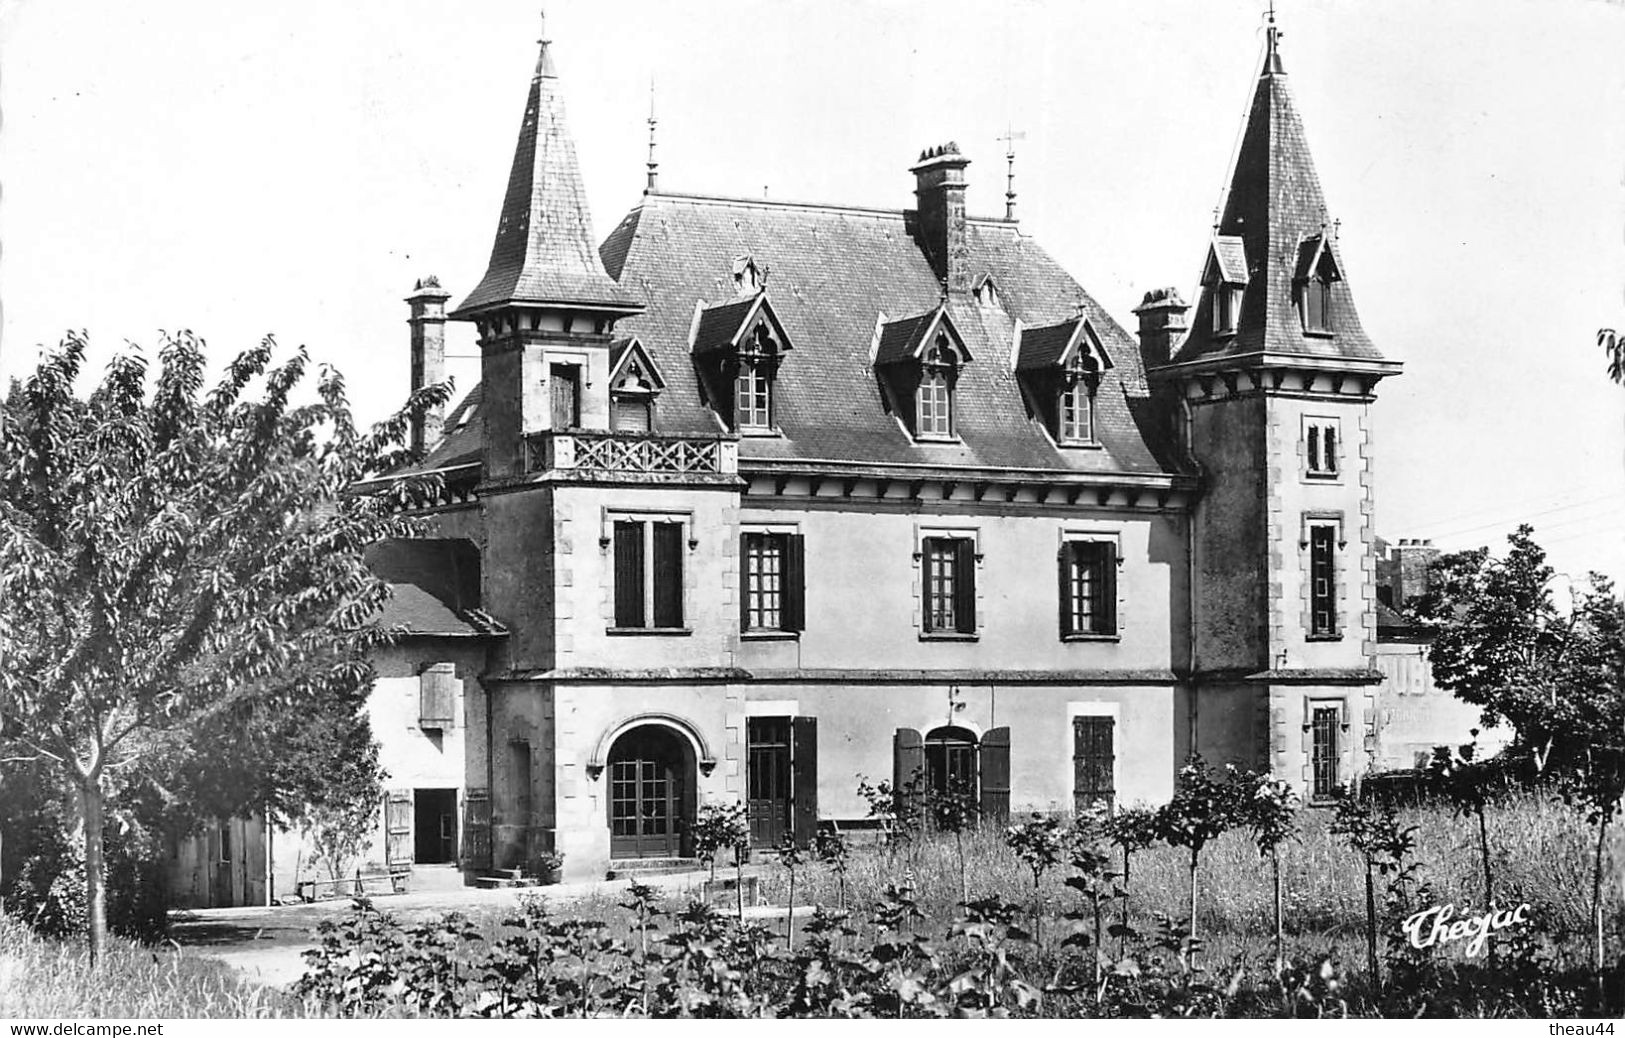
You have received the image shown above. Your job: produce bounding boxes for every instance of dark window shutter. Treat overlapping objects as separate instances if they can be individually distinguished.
[953,538,977,634]
[613,521,644,628]
[738,533,751,631]
[893,727,924,819]
[1100,542,1118,635]
[791,716,818,848]
[783,534,806,632]
[979,727,1011,822]
[461,788,492,870]
[1058,543,1075,638]
[653,522,684,628]
[1325,425,1338,474]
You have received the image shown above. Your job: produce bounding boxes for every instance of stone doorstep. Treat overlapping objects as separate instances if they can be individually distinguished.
[605,858,702,880]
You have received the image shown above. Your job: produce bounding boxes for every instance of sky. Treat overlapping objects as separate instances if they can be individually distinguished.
[2,0,1622,583]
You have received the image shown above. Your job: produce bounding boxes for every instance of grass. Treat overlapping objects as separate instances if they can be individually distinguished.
[0,915,301,1019]
[756,789,1624,968]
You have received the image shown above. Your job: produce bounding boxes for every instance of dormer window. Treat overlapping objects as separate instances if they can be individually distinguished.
[689,294,793,435]
[1295,234,1343,335]
[1014,316,1111,447]
[608,338,665,433]
[735,325,775,430]
[1204,235,1250,338]
[917,337,957,439]
[873,307,972,443]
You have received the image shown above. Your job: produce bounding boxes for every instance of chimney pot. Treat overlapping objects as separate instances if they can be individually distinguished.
[911,144,972,295]
[407,276,454,455]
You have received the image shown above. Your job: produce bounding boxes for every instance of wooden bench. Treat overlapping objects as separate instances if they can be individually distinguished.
[296,869,412,901]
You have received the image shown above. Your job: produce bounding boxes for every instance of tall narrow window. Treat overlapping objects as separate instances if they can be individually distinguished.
[550,364,580,430]
[916,338,956,439]
[740,532,806,633]
[922,536,976,635]
[1058,380,1094,444]
[734,325,775,430]
[612,519,685,630]
[1311,706,1340,799]
[1072,716,1116,814]
[1302,277,1334,333]
[1309,523,1337,636]
[1060,541,1117,637]
[1213,284,1243,335]
[1305,420,1339,477]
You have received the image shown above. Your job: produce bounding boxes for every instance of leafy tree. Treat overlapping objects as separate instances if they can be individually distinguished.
[1154,756,1244,949]
[0,331,446,962]
[1234,770,1297,976]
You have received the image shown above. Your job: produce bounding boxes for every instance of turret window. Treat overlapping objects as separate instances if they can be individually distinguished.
[1302,277,1333,333]
[1304,417,1340,479]
[1213,284,1244,336]
[1294,234,1342,335]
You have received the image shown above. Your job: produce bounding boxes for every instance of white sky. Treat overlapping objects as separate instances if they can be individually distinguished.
[2,0,1622,583]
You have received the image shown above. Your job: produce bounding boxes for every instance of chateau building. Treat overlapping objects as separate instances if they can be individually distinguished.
[169,15,1499,902]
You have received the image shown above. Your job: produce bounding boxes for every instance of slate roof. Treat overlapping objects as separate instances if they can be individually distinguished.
[1173,33,1385,367]
[1015,319,1111,373]
[1208,236,1250,285]
[874,306,967,366]
[452,39,640,317]
[416,383,484,470]
[376,582,508,637]
[598,192,1177,475]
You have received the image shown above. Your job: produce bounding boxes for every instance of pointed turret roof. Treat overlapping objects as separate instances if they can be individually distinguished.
[1172,20,1385,367]
[452,21,641,319]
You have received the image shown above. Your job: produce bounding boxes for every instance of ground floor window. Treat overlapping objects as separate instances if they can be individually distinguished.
[893,724,1010,823]
[1072,715,1116,814]
[1311,705,1341,799]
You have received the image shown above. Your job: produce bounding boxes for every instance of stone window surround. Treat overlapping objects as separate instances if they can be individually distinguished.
[1058,527,1123,642]
[912,523,981,641]
[1299,511,1347,641]
[600,507,696,635]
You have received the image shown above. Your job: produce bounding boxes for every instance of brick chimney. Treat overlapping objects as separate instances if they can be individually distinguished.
[911,143,972,295]
[1389,538,1439,609]
[406,276,453,454]
[1132,287,1189,370]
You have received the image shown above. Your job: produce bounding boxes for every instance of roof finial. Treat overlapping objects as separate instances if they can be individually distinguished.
[645,76,659,195]
[999,126,1026,221]
[1263,1,1284,76]
[534,7,557,79]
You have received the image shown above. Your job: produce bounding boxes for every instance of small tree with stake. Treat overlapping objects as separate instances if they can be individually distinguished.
[1003,813,1067,947]
[1154,756,1244,957]
[1101,805,1159,957]
[1236,770,1298,976]
[1330,789,1417,998]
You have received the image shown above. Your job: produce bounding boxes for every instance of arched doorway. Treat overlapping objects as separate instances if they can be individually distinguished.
[607,725,695,859]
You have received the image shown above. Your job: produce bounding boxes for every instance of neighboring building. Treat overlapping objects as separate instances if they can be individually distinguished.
[172,16,1496,901]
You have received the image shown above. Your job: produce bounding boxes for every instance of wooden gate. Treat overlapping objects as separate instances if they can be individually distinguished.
[384,789,413,870]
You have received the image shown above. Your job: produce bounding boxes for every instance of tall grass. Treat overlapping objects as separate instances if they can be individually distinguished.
[0,915,297,1018]
[759,790,1623,963]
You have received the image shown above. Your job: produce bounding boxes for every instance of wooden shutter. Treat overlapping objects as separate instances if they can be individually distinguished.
[791,716,818,848]
[739,533,753,631]
[653,522,684,628]
[613,521,645,627]
[1058,543,1076,637]
[1073,716,1116,813]
[783,534,806,632]
[1099,542,1118,635]
[979,727,1011,822]
[418,663,456,730]
[385,789,413,869]
[893,728,924,816]
[953,538,977,634]
[550,364,579,429]
[461,788,492,869]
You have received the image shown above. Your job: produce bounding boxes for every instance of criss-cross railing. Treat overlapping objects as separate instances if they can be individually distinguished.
[526,431,734,476]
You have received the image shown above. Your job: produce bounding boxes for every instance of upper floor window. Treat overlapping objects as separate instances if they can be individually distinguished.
[612,519,685,631]
[1204,234,1250,338]
[740,531,806,634]
[1213,284,1244,336]
[1295,233,1342,335]
[916,338,957,439]
[1305,418,1340,478]
[609,338,664,434]
[1302,277,1334,333]
[1309,522,1337,637]
[1060,540,1117,638]
[921,535,976,636]
[690,295,792,434]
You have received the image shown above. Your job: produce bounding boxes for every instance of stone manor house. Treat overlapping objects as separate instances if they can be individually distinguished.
[167,16,1495,903]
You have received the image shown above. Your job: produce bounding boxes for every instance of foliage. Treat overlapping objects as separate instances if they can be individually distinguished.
[301,728,384,885]
[1598,327,1624,385]
[0,332,449,959]
[1154,756,1248,942]
[691,803,748,883]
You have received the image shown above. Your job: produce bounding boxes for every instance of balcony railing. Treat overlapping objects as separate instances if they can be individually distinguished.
[526,431,738,477]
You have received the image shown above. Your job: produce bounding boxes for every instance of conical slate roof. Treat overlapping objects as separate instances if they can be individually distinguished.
[452,32,641,318]
[1173,25,1384,366]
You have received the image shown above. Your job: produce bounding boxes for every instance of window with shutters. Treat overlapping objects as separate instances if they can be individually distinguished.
[1309,522,1338,637]
[920,534,977,637]
[418,662,456,730]
[1060,540,1118,639]
[740,531,805,635]
[1304,417,1340,479]
[1072,715,1116,814]
[611,518,686,632]
[924,725,978,799]
[895,725,1011,823]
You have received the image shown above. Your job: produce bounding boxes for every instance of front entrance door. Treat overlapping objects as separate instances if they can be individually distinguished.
[414,788,458,864]
[747,717,791,846]
[608,727,688,859]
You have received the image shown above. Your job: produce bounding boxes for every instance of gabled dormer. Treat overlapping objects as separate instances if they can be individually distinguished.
[608,337,665,432]
[1014,317,1113,446]
[873,305,972,442]
[1203,235,1250,338]
[1294,234,1343,335]
[689,293,793,434]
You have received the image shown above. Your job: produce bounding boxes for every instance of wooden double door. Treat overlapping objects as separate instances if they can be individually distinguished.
[746,716,817,849]
[608,726,692,859]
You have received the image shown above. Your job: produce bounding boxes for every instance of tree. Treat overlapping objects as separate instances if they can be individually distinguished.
[1235,770,1297,976]
[1153,756,1245,952]
[0,331,447,962]
[1409,526,1625,981]
[1598,328,1624,386]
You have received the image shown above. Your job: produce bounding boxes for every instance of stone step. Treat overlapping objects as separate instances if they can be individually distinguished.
[409,863,467,891]
[606,858,702,880]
